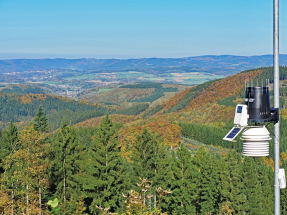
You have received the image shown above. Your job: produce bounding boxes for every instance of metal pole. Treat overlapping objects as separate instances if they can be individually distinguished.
[273,0,280,214]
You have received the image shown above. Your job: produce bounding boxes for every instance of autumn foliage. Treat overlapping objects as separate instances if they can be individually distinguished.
[184,70,262,111]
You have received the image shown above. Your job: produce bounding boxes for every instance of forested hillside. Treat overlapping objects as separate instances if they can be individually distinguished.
[76,82,189,108]
[0,112,283,214]
[1,67,287,214]
[0,94,111,130]
[0,84,46,94]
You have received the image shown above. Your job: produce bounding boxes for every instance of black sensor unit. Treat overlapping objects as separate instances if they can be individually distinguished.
[245,86,279,123]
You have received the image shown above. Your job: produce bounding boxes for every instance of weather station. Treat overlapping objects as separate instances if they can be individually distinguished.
[223,81,286,209]
[223,81,279,157]
[223,1,285,213]
[223,81,285,189]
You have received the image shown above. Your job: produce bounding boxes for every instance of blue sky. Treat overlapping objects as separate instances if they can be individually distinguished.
[0,0,286,59]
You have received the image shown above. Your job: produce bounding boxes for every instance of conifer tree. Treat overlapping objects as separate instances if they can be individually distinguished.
[129,128,173,211]
[169,143,197,214]
[0,120,18,174]
[152,143,173,212]
[130,128,157,180]
[254,157,273,214]
[242,157,264,214]
[194,147,221,214]
[89,113,129,214]
[220,150,245,213]
[2,120,18,151]
[49,117,90,214]
[33,105,48,132]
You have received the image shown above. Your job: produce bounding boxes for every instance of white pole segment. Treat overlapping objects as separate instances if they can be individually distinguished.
[273,0,280,214]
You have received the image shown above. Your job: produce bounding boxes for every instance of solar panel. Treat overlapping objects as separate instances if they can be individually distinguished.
[223,127,244,141]
[226,128,240,138]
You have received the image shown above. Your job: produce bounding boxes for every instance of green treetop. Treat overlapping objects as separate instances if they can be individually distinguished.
[89,113,130,214]
[33,105,48,132]
[169,143,198,214]
[49,117,90,214]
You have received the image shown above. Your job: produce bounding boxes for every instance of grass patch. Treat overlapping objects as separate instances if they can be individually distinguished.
[98,88,112,93]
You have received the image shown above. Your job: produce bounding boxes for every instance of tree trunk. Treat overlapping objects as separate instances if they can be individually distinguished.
[106,151,108,169]
[64,155,66,215]
[12,183,14,215]
[27,149,29,214]
[154,194,156,209]
[181,161,183,206]
[39,180,41,215]
[26,184,29,215]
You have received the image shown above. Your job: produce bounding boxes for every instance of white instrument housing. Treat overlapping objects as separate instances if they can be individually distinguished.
[223,104,249,142]
[234,104,249,127]
[279,169,286,189]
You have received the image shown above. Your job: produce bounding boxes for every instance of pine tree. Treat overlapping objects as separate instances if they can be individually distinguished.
[242,157,264,214]
[152,143,173,213]
[0,120,18,174]
[89,113,129,214]
[195,147,221,214]
[49,117,90,214]
[33,105,48,132]
[254,157,273,214]
[130,128,158,181]
[129,128,173,212]
[220,150,245,214]
[169,143,197,214]
[2,120,18,151]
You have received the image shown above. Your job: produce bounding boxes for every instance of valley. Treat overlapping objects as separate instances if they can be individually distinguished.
[1,64,287,214]
[1,55,287,97]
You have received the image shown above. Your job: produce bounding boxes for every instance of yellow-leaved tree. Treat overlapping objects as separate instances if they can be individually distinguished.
[0,125,49,214]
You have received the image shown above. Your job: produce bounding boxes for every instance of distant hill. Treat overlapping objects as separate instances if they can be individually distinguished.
[0,93,113,131]
[3,66,287,157]
[1,55,287,74]
[0,84,46,94]
[3,55,287,96]
[76,82,190,108]
[73,66,287,154]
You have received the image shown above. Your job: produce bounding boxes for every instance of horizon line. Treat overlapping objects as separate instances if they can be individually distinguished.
[1,54,287,61]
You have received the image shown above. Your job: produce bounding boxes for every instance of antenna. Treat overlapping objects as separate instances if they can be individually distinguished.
[274,0,280,212]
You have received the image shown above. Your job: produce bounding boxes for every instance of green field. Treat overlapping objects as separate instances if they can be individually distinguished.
[65,73,96,80]
[41,81,61,85]
[98,88,112,93]
[57,70,225,87]
[131,72,225,85]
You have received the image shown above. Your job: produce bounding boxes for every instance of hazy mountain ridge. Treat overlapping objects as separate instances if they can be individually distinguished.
[3,55,287,97]
[2,55,287,73]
